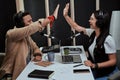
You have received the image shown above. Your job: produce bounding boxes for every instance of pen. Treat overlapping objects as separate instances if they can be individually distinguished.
[73,63,84,67]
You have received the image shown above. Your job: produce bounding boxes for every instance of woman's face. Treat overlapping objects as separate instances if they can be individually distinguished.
[89,13,98,29]
[23,14,33,26]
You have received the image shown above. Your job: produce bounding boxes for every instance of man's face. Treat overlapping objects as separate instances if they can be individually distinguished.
[23,15,33,26]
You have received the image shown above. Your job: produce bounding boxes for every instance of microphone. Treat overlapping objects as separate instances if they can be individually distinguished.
[40,32,56,39]
[70,33,81,39]
[43,33,55,39]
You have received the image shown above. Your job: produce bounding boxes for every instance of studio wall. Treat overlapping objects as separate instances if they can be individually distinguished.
[100,0,120,13]
[24,0,95,47]
[0,0,120,52]
[24,0,48,47]
[100,0,120,50]
[0,0,16,52]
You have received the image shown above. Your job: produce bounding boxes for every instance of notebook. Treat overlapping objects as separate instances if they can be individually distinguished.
[28,69,54,79]
[60,46,82,64]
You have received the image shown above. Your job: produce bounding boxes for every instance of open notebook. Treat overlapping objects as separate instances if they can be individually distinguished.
[60,46,82,64]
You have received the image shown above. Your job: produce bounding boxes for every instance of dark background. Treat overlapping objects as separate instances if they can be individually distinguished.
[0,0,16,52]
[0,0,120,52]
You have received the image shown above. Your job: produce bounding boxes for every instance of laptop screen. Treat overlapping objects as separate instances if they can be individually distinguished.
[60,46,83,56]
[60,46,84,63]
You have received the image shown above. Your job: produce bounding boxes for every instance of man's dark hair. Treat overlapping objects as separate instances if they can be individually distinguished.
[13,11,30,28]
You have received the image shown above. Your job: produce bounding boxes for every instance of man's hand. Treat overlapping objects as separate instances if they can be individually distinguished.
[48,4,60,27]
[53,4,60,19]
[32,54,42,62]
[38,4,60,28]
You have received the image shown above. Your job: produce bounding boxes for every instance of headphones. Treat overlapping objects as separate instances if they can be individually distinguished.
[13,11,28,28]
[17,11,25,27]
[95,10,105,28]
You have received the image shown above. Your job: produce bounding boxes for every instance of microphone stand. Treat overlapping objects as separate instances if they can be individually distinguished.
[68,33,81,40]
[69,32,81,46]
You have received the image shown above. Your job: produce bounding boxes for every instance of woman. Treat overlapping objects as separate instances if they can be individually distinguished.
[63,3,118,80]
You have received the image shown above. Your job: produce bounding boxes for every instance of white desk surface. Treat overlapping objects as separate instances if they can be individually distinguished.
[17,46,95,80]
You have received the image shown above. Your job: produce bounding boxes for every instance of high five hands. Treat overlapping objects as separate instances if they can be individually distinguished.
[53,4,60,19]
[63,3,69,17]
[48,4,60,27]
[40,3,70,28]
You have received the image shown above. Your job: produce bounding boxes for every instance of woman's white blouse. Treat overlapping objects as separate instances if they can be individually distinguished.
[86,29,116,60]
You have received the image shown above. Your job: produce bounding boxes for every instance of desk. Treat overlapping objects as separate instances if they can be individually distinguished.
[17,46,95,80]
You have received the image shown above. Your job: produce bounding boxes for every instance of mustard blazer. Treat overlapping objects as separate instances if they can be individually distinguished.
[0,21,43,80]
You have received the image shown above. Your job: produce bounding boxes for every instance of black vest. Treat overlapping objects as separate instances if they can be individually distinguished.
[88,31,115,78]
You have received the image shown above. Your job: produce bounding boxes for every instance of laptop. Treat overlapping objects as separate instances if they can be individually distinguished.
[60,46,83,64]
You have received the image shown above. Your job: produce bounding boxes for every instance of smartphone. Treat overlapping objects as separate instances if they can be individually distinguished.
[73,69,90,73]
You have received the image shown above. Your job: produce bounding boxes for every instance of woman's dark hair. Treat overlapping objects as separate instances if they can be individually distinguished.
[93,10,111,48]
[13,11,30,28]
[94,10,110,33]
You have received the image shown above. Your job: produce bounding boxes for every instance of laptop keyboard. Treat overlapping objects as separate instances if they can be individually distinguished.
[72,55,81,63]
[62,55,82,63]
[62,55,73,62]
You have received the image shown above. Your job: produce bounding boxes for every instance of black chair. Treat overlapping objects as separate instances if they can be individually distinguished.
[107,50,120,80]
[107,71,120,80]
[116,50,120,70]
[0,53,5,67]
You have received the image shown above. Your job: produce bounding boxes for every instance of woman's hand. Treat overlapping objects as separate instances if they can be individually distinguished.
[84,60,95,68]
[63,3,69,17]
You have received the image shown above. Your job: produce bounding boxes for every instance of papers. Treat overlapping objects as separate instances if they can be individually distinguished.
[50,63,74,80]
[34,61,53,67]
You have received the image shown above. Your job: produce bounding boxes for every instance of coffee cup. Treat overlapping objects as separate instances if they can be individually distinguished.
[45,52,55,62]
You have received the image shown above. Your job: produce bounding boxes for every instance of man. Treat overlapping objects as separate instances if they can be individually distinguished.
[0,4,59,80]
